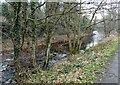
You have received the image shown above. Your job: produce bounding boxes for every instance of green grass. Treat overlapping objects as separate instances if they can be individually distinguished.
[20,39,118,83]
[81,40,118,83]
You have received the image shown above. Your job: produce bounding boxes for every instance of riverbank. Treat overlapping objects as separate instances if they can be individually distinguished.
[20,35,118,83]
[1,34,92,54]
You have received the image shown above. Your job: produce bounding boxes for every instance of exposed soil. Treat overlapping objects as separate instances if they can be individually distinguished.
[1,34,92,54]
[1,35,68,54]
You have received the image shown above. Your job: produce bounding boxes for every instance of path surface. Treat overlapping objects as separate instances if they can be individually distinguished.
[99,44,120,83]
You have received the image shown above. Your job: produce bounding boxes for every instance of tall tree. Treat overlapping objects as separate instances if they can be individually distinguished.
[30,1,37,67]
[12,2,22,82]
[43,2,59,69]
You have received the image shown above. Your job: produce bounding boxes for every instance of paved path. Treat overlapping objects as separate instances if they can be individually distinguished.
[99,44,120,83]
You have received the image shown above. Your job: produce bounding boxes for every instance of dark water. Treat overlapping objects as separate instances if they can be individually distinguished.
[1,53,15,83]
[0,31,104,84]
[1,52,68,84]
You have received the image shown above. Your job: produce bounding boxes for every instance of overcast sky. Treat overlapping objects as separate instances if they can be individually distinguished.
[0,0,118,19]
[0,0,117,2]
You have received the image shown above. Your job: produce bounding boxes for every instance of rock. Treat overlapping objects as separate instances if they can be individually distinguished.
[5,79,12,84]
[55,53,67,60]
[11,80,16,83]
[1,65,7,72]
[53,52,58,56]
[6,67,15,73]
[80,50,85,53]
[6,58,14,61]
[1,77,7,83]
[48,60,57,67]
[93,31,99,35]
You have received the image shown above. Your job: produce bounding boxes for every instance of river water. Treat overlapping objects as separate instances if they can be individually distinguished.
[86,31,105,49]
[0,31,105,84]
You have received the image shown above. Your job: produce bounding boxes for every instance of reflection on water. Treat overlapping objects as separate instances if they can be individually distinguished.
[86,31,104,49]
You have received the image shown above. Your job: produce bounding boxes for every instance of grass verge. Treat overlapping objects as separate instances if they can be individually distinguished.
[21,38,118,83]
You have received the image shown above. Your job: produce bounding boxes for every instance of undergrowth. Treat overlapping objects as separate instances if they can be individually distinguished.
[20,39,118,83]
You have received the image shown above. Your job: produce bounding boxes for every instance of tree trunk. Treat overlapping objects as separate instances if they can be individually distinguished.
[30,2,37,67]
[12,2,21,82]
[43,19,52,69]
